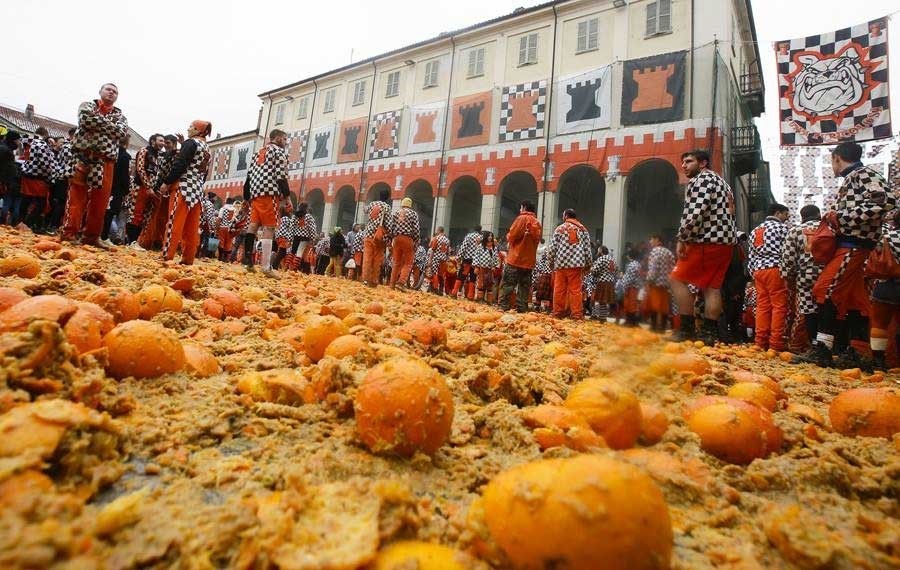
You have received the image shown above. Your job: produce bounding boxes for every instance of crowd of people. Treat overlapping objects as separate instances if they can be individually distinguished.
[0,84,897,369]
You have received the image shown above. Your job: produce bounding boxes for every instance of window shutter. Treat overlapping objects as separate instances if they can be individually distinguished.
[577,21,587,52]
[275,103,285,124]
[468,50,477,77]
[477,48,484,75]
[659,0,671,32]
[588,19,599,49]
[529,34,538,63]
[646,2,657,36]
[518,36,528,65]
[297,98,307,119]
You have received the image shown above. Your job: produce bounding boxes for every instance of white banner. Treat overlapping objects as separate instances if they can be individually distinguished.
[406,101,445,154]
[555,65,612,134]
[308,123,335,167]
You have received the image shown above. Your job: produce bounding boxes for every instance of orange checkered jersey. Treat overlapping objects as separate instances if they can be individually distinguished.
[161,136,211,264]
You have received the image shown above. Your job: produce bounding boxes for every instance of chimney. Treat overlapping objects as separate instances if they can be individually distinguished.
[25,104,34,120]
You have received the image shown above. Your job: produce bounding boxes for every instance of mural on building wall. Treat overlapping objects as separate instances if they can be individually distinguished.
[556,65,612,134]
[337,117,367,163]
[407,102,445,154]
[621,50,686,126]
[499,80,547,141]
[369,110,401,160]
[776,17,890,145]
[286,129,308,170]
[309,123,335,167]
[211,147,232,180]
[232,142,254,174]
[450,90,493,149]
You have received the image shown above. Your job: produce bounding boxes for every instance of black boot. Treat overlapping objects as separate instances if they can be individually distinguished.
[697,318,719,346]
[833,347,873,373]
[272,247,286,270]
[125,223,141,244]
[671,315,695,342]
[792,342,833,367]
[872,351,887,372]
[242,234,256,271]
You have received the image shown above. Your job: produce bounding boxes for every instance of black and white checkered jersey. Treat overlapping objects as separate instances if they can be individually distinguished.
[831,165,895,243]
[20,136,55,179]
[780,219,824,315]
[350,230,364,253]
[743,282,757,311]
[590,254,616,283]
[548,220,592,270]
[201,198,219,232]
[748,216,789,273]
[646,246,676,286]
[472,245,499,268]
[248,143,289,199]
[363,201,391,238]
[295,213,318,241]
[621,260,643,290]
[163,137,210,207]
[429,234,450,262]
[389,207,420,239]
[275,215,300,241]
[533,250,552,276]
[54,140,74,181]
[315,236,330,256]
[457,232,483,261]
[677,169,737,245]
[414,245,428,268]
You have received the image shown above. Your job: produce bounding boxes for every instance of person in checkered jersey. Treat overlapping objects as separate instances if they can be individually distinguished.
[16,127,55,229]
[426,227,451,294]
[452,226,483,299]
[242,129,291,277]
[362,188,392,286]
[645,235,676,332]
[388,196,420,289]
[780,204,824,353]
[670,149,737,343]
[547,208,593,319]
[797,142,896,368]
[747,203,790,352]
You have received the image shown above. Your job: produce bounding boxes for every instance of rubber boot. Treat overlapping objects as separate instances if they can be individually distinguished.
[671,315,695,342]
[242,234,256,271]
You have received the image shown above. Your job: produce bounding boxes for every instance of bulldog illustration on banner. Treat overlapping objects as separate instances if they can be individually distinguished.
[776,17,890,145]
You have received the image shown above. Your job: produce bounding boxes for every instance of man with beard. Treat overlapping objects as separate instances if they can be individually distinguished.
[547,209,592,319]
[139,134,179,250]
[125,133,164,245]
[62,83,128,247]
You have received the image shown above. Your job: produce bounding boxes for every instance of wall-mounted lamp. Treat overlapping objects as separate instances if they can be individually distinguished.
[284,95,294,101]
[404,59,415,66]
[613,0,627,7]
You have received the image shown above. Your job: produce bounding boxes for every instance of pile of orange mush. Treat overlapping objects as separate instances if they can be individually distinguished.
[0,226,897,570]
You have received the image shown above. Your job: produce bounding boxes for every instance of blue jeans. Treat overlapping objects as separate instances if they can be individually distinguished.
[0,194,21,224]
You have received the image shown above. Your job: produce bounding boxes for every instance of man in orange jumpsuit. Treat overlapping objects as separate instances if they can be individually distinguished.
[362,188,392,286]
[160,120,212,265]
[747,203,790,351]
[547,209,592,319]
[388,196,420,289]
[125,133,164,245]
[62,83,128,247]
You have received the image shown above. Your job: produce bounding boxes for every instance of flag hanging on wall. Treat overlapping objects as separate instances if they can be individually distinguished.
[369,110,401,160]
[555,65,612,134]
[450,90,493,149]
[211,147,231,180]
[286,129,307,171]
[499,80,547,141]
[231,142,255,174]
[337,118,367,163]
[776,17,891,146]
[407,102,446,154]
[308,124,335,167]
[621,51,686,125]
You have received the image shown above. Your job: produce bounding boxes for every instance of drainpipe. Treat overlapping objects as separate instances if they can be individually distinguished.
[355,60,379,223]
[709,39,719,162]
[262,94,274,147]
[433,35,457,236]
[690,0,695,118]
[298,79,319,198]
[539,4,560,233]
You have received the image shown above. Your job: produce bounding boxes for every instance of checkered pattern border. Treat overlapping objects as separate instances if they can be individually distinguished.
[369,110,401,160]
[211,147,232,180]
[286,130,308,171]
[777,17,891,145]
[499,80,547,142]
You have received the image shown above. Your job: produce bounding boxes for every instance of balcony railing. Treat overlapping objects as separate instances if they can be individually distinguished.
[740,72,763,96]
[732,125,760,153]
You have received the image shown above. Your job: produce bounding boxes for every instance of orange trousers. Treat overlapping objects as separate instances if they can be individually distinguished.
[430,262,448,291]
[139,195,170,250]
[62,159,113,244]
[390,235,414,287]
[813,247,871,318]
[552,267,584,319]
[623,288,640,314]
[363,237,386,284]
[129,186,153,226]
[754,267,789,351]
[217,228,235,253]
[163,187,201,265]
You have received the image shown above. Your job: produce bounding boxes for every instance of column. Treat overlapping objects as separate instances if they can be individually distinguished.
[433,195,449,233]
[322,202,336,232]
[392,198,402,210]
[602,176,626,262]
[537,191,559,241]
[355,203,367,226]
[479,194,498,234]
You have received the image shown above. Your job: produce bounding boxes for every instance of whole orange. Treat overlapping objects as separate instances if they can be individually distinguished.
[0,253,40,278]
[104,320,185,379]
[355,358,454,457]
[303,316,349,362]
[87,287,140,323]
[683,396,783,464]
[137,284,183,319]
[563,378,642,449]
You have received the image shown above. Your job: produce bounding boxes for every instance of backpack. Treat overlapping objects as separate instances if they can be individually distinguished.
[866,237,900,279]
[809,212,838,264]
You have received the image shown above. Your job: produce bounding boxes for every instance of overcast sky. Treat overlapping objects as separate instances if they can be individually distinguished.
[3,0,898,199]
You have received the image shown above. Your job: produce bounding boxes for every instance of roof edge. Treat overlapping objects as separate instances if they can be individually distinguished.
[210,129,259,143]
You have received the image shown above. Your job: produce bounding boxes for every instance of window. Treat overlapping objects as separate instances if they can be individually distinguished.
[323,88,336,113]
[467,47,485,78]
[352,80,366,106]
[423,60,439,88]
[274,103,285,125]
[646,0,672,36]
[296,97,309,119]
[518,33,539,66]
[577,18,599,52]
[385,71,400,98]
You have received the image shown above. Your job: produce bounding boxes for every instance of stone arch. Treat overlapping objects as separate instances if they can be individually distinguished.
[405,179,434,243]
[497,171,538,241]
[335,185,356,232]
[447,176,482,246]
[625,158,682,253]
[304,188,326,227]
[557,165,605,242]
[366,182,392,204]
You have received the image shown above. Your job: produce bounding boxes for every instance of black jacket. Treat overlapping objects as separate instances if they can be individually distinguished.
[329,232,346,257]
[111,147,132,198]
[0,142,19,196]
